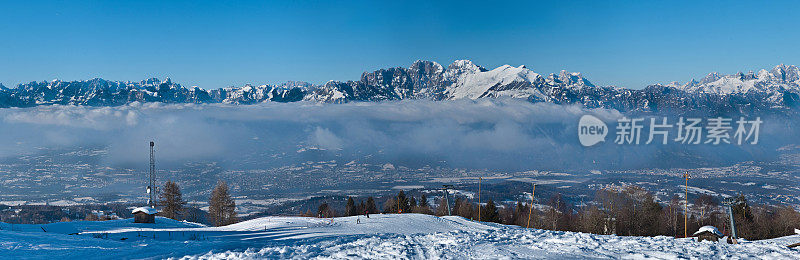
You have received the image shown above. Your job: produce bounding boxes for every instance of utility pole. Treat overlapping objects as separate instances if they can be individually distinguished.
[442,185,454,216]
[478,177,482,222]
[683,173,689,238]
[148,141,156,207]
[527,183,536,228]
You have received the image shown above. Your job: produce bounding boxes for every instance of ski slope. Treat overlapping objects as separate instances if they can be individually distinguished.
[1,214,798,259]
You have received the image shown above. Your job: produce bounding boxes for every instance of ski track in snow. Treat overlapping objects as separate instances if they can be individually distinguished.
[185,229,800,259]
[1,214,798,259]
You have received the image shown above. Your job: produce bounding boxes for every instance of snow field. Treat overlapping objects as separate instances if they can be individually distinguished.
[1,214,799,259]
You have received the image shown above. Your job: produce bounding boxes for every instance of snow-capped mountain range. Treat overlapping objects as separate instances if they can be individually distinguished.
[2,60,799,114]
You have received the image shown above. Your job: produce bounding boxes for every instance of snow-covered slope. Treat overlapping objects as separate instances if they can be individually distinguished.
[1,214,798,259]
[445,63,546,100]
[0,217,202,234]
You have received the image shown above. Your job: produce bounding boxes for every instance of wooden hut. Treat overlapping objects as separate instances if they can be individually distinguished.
[132,207,157,223]
[692,226,724,242]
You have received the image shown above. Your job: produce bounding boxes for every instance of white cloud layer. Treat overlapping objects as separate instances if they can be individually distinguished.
[0,99,788,170]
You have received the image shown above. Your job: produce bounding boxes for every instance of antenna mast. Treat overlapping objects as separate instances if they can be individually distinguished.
[149,141,156,207]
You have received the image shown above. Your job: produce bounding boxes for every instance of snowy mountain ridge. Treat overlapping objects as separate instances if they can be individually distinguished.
[2,60,799,114]
[679,64,800,95]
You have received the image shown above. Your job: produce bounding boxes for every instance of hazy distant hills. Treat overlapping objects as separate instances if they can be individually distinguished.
[2,60,799,114]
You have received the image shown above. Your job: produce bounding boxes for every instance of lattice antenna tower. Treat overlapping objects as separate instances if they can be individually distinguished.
[148,141,156,207]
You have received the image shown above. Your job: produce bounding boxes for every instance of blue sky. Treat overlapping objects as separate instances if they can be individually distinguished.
[1,0,798,89]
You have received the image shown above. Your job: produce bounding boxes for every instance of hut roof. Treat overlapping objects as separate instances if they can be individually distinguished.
[692,226,723,237]
[132,206,158,215]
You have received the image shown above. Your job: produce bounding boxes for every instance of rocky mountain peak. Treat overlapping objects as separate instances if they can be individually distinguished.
[447,60,486,74]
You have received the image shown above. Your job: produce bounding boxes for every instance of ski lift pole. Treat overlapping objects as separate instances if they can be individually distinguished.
[527,183,536,228]
[478,177,482,222]
[723,197,739,243]
[727,204,737,240]
[443,185,454,216]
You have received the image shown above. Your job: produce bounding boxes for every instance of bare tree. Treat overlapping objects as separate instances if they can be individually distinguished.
[693,194,717,226]
[208,181,237,226]
[159,180,187,220]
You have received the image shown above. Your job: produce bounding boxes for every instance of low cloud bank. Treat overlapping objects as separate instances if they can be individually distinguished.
[0,99,793,171]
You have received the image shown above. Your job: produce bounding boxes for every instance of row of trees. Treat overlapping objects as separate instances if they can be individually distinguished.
[157,180,237,226]
[150,180,800,239]
[316,196,380,218]
[378,186,799,240]
[382,191,433,215]
[345,197,378,216]
[315,192,434,218]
